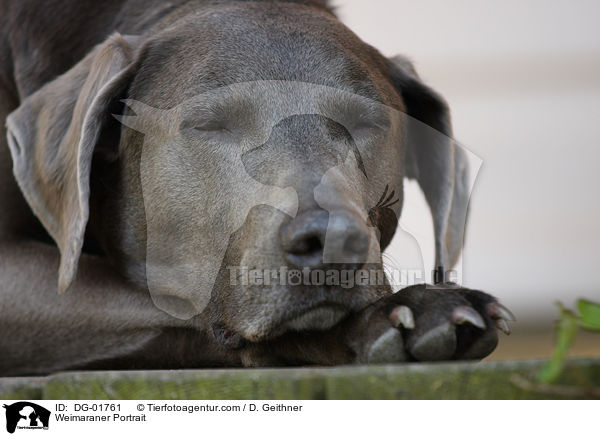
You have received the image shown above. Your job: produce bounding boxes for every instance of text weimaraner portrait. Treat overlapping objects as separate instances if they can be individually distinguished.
[0,0,514,376]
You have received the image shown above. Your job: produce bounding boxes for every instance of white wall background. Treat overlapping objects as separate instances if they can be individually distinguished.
[334,0,600,324]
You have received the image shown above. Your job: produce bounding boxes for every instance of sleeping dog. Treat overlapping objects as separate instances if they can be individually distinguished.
[0,0,513,375]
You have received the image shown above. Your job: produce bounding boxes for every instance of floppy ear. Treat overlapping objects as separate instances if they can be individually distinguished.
[387,55,470,278]
[5,33,141,293]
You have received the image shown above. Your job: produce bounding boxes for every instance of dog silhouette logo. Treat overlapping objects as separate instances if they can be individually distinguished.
[3,402,50,433]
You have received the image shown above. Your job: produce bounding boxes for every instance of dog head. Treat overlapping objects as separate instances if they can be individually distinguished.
[6,1,470,342]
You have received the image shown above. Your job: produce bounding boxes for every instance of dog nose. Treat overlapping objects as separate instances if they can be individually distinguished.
[282,209,370,270]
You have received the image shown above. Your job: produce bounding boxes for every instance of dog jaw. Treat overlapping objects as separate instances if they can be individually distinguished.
[284,305,348,331]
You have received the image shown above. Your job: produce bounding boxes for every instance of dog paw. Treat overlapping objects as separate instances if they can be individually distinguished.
[357,285,514,363]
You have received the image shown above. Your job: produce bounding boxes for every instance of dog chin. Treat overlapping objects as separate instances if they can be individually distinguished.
[282,305,349,332]
[238,304,351,342]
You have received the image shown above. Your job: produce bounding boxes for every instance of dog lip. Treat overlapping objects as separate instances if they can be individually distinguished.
[281,303,349,332]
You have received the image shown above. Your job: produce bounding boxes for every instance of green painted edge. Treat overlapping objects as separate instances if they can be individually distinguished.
[0,377,45,400]
[1,358,598,400]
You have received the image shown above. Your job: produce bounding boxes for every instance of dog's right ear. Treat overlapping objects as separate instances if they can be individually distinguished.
[385,55,470,275]
[5,33,142,293]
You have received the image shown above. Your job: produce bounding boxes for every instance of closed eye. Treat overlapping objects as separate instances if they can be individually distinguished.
[189,125,234,144]
[319,94,392,135]
[179,118,233,140]
[179,110,231,133]
[194,125,230,133]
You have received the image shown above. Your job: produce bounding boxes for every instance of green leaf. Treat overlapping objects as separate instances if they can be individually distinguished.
[577,299,600,331]
[537,303,579,384]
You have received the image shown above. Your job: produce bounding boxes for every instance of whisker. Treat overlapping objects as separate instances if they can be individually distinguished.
[384,189,395,205]
[376,184,389,206]
[385,198,399,208]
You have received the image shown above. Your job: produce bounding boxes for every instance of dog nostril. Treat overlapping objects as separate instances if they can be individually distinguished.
[282,209,370,270]
[282,210,328,268]
[289,235,323,256]
[343,232,369,255]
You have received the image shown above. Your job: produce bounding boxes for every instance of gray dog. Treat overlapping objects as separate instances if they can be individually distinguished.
[0,0,513,376]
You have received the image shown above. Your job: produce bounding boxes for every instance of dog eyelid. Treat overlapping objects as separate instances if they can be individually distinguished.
[193,124,230,133]
[178,118,230,133]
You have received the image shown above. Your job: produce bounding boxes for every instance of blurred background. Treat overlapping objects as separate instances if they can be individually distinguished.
[334,0,600,359]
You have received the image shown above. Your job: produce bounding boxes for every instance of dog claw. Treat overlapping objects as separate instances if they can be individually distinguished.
[389,305,415,329]
[487,302,516,322]
[452,306,486,329]
[368,328,408,363]
[495,318,511,335]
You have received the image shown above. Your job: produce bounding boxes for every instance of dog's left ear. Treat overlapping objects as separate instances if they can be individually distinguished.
[6,33,142,293]
[386,55,470,276]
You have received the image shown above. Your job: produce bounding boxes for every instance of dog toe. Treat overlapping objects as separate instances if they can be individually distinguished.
[367,327,409,363]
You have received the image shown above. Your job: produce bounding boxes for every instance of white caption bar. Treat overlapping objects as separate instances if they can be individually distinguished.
[1,400,596,436]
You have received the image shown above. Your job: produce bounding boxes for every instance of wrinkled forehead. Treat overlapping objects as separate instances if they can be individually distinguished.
[186,80,395,120]
[129,3,402,109]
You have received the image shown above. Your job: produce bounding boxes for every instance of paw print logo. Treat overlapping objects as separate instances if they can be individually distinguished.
[287,269,302,286]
